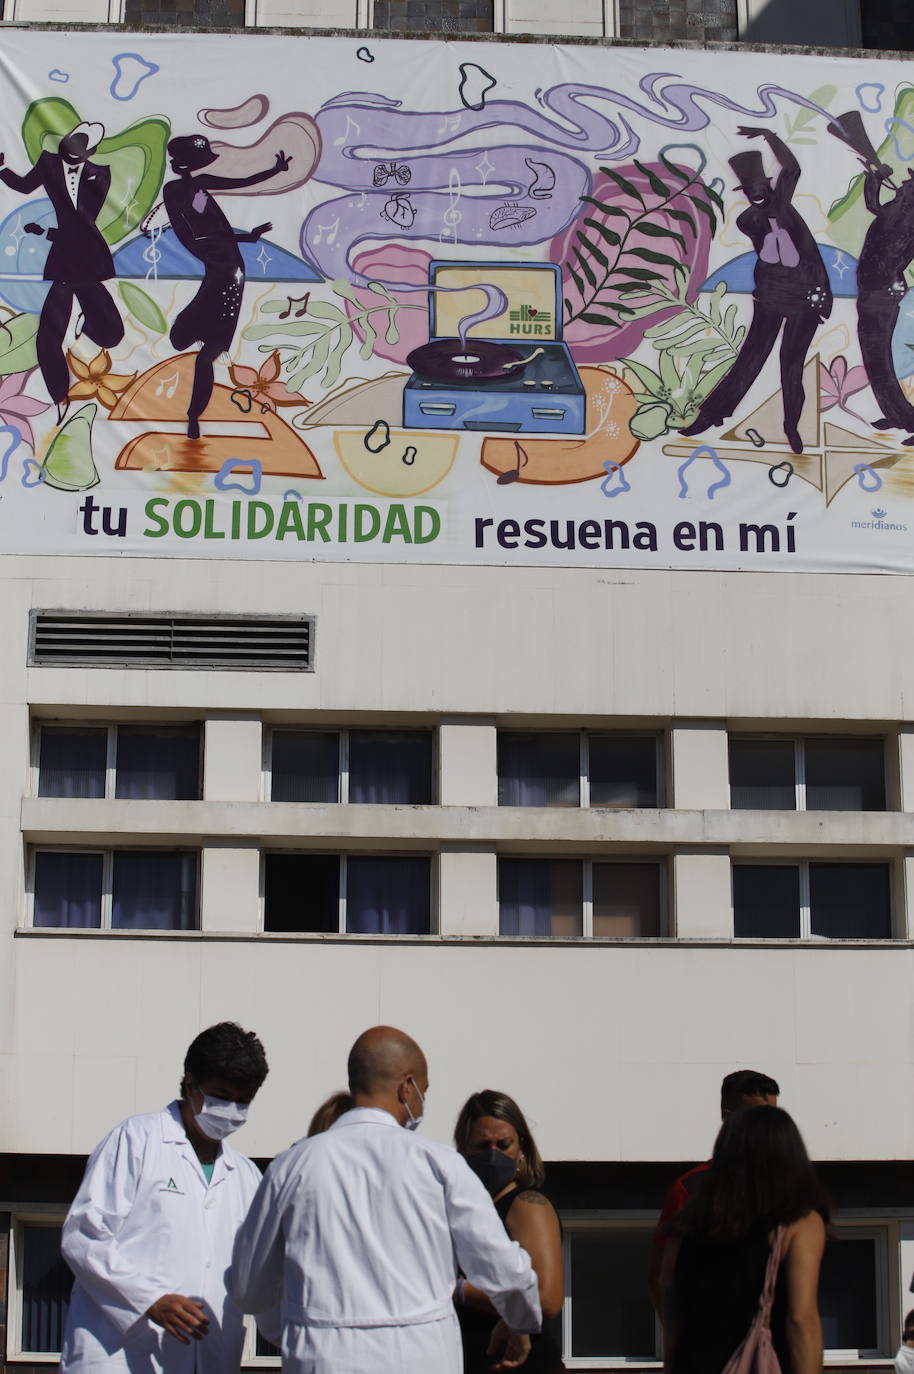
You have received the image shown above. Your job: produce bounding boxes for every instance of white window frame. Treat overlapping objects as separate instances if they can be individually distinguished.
[31,720,203,802]
[7,1209,69,1365]
[265,726,437,805]
[27,846,201,931]
[261,850,439,935]
[728,734,888,812]
[556,1212,897,1369]
[559,1212,662,1369]
[497,730,663,810]
[498,856,668,938]
[731,859,895,941]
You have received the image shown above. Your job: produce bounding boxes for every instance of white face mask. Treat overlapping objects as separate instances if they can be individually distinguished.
[403,1078,425,1131]
[193,1090,249,1142]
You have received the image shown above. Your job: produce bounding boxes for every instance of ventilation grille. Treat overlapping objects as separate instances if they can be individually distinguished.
[30,613,314,671]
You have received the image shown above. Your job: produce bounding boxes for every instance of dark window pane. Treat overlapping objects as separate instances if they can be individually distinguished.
[819,1235,878,1352]
[272,732,339,803]
[570,1230,657,1359]
[733,866,800,938]
[804,739,885,811]
[33,851,102,928]
[589,736,658,807]
[372,0,494,31]
[346,857,431,934]
[111,852,198,930]
[264,854,339,932]
[593,863,661,937]
[349,731,433,804]
[21,1224,73,1354]
[499,859,582,936]
[810,864,891,939]
[256,1332,281,1356]
[38,726,107,798]
[730,740,796,809]
[115,726,200,800]
[498,733,579,806]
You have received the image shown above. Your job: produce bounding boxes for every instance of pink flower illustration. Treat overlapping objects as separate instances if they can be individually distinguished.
[820,355,870,423]
[229,350,310,412]
[0,369,50,449]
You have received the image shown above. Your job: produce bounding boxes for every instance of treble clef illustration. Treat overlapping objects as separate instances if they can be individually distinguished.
[441,167,463,243]
[143,224,162,282]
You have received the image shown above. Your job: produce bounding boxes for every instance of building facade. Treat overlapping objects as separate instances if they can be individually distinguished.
[0,9,913,1374]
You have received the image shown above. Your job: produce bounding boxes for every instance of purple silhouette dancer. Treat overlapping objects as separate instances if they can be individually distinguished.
[161,135,291,439]
[681,128,831,455]
[855,166,914,444]
[0,121,124,422]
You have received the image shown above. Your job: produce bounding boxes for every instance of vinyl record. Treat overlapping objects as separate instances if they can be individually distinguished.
[407,338,526,382]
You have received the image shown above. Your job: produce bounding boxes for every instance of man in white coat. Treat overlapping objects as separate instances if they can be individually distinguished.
[60,1021,269,1372]
[229,1025,542,1373]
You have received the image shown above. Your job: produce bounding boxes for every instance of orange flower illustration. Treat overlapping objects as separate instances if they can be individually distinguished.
[228,350,310,413]
[67,349,136,409]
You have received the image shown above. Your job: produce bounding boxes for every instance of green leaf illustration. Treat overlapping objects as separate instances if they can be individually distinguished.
[118,282,167,335]
[0,312,39,375]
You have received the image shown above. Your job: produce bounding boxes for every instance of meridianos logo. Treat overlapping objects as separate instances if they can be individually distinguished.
[850,508,909,532]
[160,1177,184,1194]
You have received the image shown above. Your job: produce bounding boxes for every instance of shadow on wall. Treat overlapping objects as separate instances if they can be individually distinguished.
[740,0,862,48]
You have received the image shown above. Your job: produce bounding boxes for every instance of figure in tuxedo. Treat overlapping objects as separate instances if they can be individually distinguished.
[681,128,831,454]
[161,135,291,439]
[0,122,124,420]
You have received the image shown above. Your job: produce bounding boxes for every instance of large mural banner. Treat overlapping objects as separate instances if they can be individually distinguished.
[0,30,913,571]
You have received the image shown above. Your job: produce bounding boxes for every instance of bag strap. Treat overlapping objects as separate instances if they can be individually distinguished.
[756,1225,787,1325]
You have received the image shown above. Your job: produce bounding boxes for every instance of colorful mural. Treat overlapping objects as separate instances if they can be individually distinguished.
[1,30,914,570]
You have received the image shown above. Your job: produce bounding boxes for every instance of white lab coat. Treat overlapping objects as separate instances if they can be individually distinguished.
[60,1101,262,1373]
[228,1107,542,1374]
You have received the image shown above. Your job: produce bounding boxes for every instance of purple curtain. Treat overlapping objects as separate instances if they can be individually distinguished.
[38,727,106,798]
[33,851,103,928]
[499,858,582,935]
[112,851,198,930]
[498,733,579,807]
[348,732,432,804]
[346,856,430,933]
[115,726,201,800]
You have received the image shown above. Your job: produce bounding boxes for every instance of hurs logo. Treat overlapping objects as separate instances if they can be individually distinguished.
[160,1176,184,1194]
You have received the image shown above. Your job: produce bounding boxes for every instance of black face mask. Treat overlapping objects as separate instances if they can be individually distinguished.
[465,1148,518,1197]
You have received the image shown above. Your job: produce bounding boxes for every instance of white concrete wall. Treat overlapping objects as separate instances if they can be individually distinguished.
[1,553,914,1165]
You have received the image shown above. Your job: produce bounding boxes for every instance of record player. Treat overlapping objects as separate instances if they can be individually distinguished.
[403,261,585,435]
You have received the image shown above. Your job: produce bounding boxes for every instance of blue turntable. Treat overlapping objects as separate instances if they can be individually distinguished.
[403,261,586,435]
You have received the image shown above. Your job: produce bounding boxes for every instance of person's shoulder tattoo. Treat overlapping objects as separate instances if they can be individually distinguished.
[517,1190,549,1206]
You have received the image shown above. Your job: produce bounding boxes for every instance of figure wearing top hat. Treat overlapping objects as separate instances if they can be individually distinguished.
[0,121,124,421]
[829,110,914,443]
[681,127,831,454]
[161,135,291,440]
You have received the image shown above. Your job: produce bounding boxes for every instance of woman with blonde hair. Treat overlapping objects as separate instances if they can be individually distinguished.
[454,1090,564,1373]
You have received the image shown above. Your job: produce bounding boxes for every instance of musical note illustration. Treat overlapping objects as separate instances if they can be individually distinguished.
[155,369,180,400]
[314,218,339,246]
[333,115,361,147]
[441,168,463,243]
[437,113,462,137]
[497,440,528,485]
[355,191,368,210]
[279,293,310,320]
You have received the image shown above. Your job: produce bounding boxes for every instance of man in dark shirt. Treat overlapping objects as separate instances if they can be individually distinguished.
[648,1069,780,1310]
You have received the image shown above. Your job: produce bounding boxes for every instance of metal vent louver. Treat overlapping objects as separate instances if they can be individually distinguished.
[30,613,313,671]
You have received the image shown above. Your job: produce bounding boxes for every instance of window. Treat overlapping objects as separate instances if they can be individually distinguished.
[732,863,892,939]
[497,732,660,807]
[31,849,199,930]
[729,737,885,810]
[270,729,434,804]
[263,854,432,934]
[8,1217,72,1359]
[37,723,201,800]
[560,1222,660,1364]
[499,859,663,937]
[819,1226,886,1359]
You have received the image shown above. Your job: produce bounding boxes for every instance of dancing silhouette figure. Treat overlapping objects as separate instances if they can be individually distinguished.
[161,135,291,440]
[681,128,831,455]
[0,121,124,421]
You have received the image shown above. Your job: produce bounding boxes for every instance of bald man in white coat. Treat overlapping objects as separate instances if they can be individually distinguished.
[229,1026,541,1373]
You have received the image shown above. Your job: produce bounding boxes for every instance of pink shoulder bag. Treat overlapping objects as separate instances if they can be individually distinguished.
[721,1226,786,1374]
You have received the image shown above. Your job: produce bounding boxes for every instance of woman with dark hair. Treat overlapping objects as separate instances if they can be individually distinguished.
[660,1105,827,1374]
[454,1090,565,1373]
